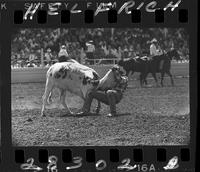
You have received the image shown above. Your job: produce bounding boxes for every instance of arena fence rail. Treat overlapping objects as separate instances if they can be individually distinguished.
[11,62,189,83]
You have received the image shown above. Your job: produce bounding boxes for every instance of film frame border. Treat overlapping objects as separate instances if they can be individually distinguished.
[0,0,198,171]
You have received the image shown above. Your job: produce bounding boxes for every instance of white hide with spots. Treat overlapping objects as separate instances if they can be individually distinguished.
[41,60,99,116]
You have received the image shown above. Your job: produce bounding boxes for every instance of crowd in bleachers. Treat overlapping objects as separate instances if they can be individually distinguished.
[11,28,189,68]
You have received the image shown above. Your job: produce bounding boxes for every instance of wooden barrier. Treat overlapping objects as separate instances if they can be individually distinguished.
[11,63,189,84]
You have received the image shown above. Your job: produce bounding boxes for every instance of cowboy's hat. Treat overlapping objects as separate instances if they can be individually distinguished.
[61,45,66,49]
[86,40,94,45]
[151,38,158,43]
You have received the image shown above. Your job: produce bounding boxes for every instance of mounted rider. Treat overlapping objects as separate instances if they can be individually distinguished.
[58,45,70,62]
[149,38,165,70]
[149,38,163,57]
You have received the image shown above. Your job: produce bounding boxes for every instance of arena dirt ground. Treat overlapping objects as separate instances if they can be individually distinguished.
[12,77,190,146]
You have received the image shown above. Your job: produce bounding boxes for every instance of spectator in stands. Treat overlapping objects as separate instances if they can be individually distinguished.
[44,48,53,66]
[80,47,86,64]
[118,46,123,60]
[128,46,134,57]
[106,45,112,58]
[58,45,69,62]
[86,40,95,65]
[11,28,189,67]
[110,46,119,59]
[27,60,37,67]
[101,42,109,57]
[123,46,129,58]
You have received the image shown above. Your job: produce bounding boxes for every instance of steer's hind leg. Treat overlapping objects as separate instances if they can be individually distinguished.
[60,89,73,115]
[41,79,54,117]
[151,72,159,87]
[47,92,52,104]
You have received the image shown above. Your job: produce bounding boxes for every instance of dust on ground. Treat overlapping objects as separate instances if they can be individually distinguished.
[12,78,190,146]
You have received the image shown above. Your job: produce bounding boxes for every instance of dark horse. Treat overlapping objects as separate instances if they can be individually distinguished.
[118,49,181,87]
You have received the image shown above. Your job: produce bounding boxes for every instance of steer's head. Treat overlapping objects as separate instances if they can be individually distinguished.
[97,65,125,91]
[111,65,126,81]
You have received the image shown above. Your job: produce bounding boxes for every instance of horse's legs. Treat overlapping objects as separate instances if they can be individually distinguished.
[151,72,159,87]
[160,72,165,87]
[141,72,148,87]
[144,78,148,85]
[139,73,144,87]
[166,71,174,86]
[60,89,73,115]
[127,70,133,79]
[143,63,149,86]
[95,101,101,114]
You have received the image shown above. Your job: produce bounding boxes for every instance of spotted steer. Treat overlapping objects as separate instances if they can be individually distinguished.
[41,61,100,116]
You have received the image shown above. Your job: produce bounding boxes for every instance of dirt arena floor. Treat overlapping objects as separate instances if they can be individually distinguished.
[12,75,190,146]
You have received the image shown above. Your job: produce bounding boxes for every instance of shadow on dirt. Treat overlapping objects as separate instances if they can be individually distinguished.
[115,113,131,117]
[59,112,132,118]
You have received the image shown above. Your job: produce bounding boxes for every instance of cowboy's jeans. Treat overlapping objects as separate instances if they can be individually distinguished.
[82,90,122,115]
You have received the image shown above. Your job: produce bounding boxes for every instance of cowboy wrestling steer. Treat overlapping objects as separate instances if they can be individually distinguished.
[41,61,100,116]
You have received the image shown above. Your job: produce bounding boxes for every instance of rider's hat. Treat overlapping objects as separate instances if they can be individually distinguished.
[61,45,66,49]
[151,38,158,43]
[87,40,93,45]
[86,40,93,46]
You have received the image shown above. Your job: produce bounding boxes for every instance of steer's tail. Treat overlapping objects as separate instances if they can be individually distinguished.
[41,74,54,117]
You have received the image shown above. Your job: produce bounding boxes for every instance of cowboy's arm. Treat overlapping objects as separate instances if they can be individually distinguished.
[113,76,128,93]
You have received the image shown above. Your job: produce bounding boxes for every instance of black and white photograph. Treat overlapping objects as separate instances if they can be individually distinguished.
[0,44,1,145]
[11,28,189,146]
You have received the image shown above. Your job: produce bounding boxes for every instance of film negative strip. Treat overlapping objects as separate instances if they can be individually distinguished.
[0,0,198,172]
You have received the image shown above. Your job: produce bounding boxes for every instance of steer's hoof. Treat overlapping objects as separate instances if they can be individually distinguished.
[66,111,74,116]
[41,114,46,117]
[70,112,75,116]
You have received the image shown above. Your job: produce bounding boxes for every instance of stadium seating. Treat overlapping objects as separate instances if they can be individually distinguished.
[11,28,189,68]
